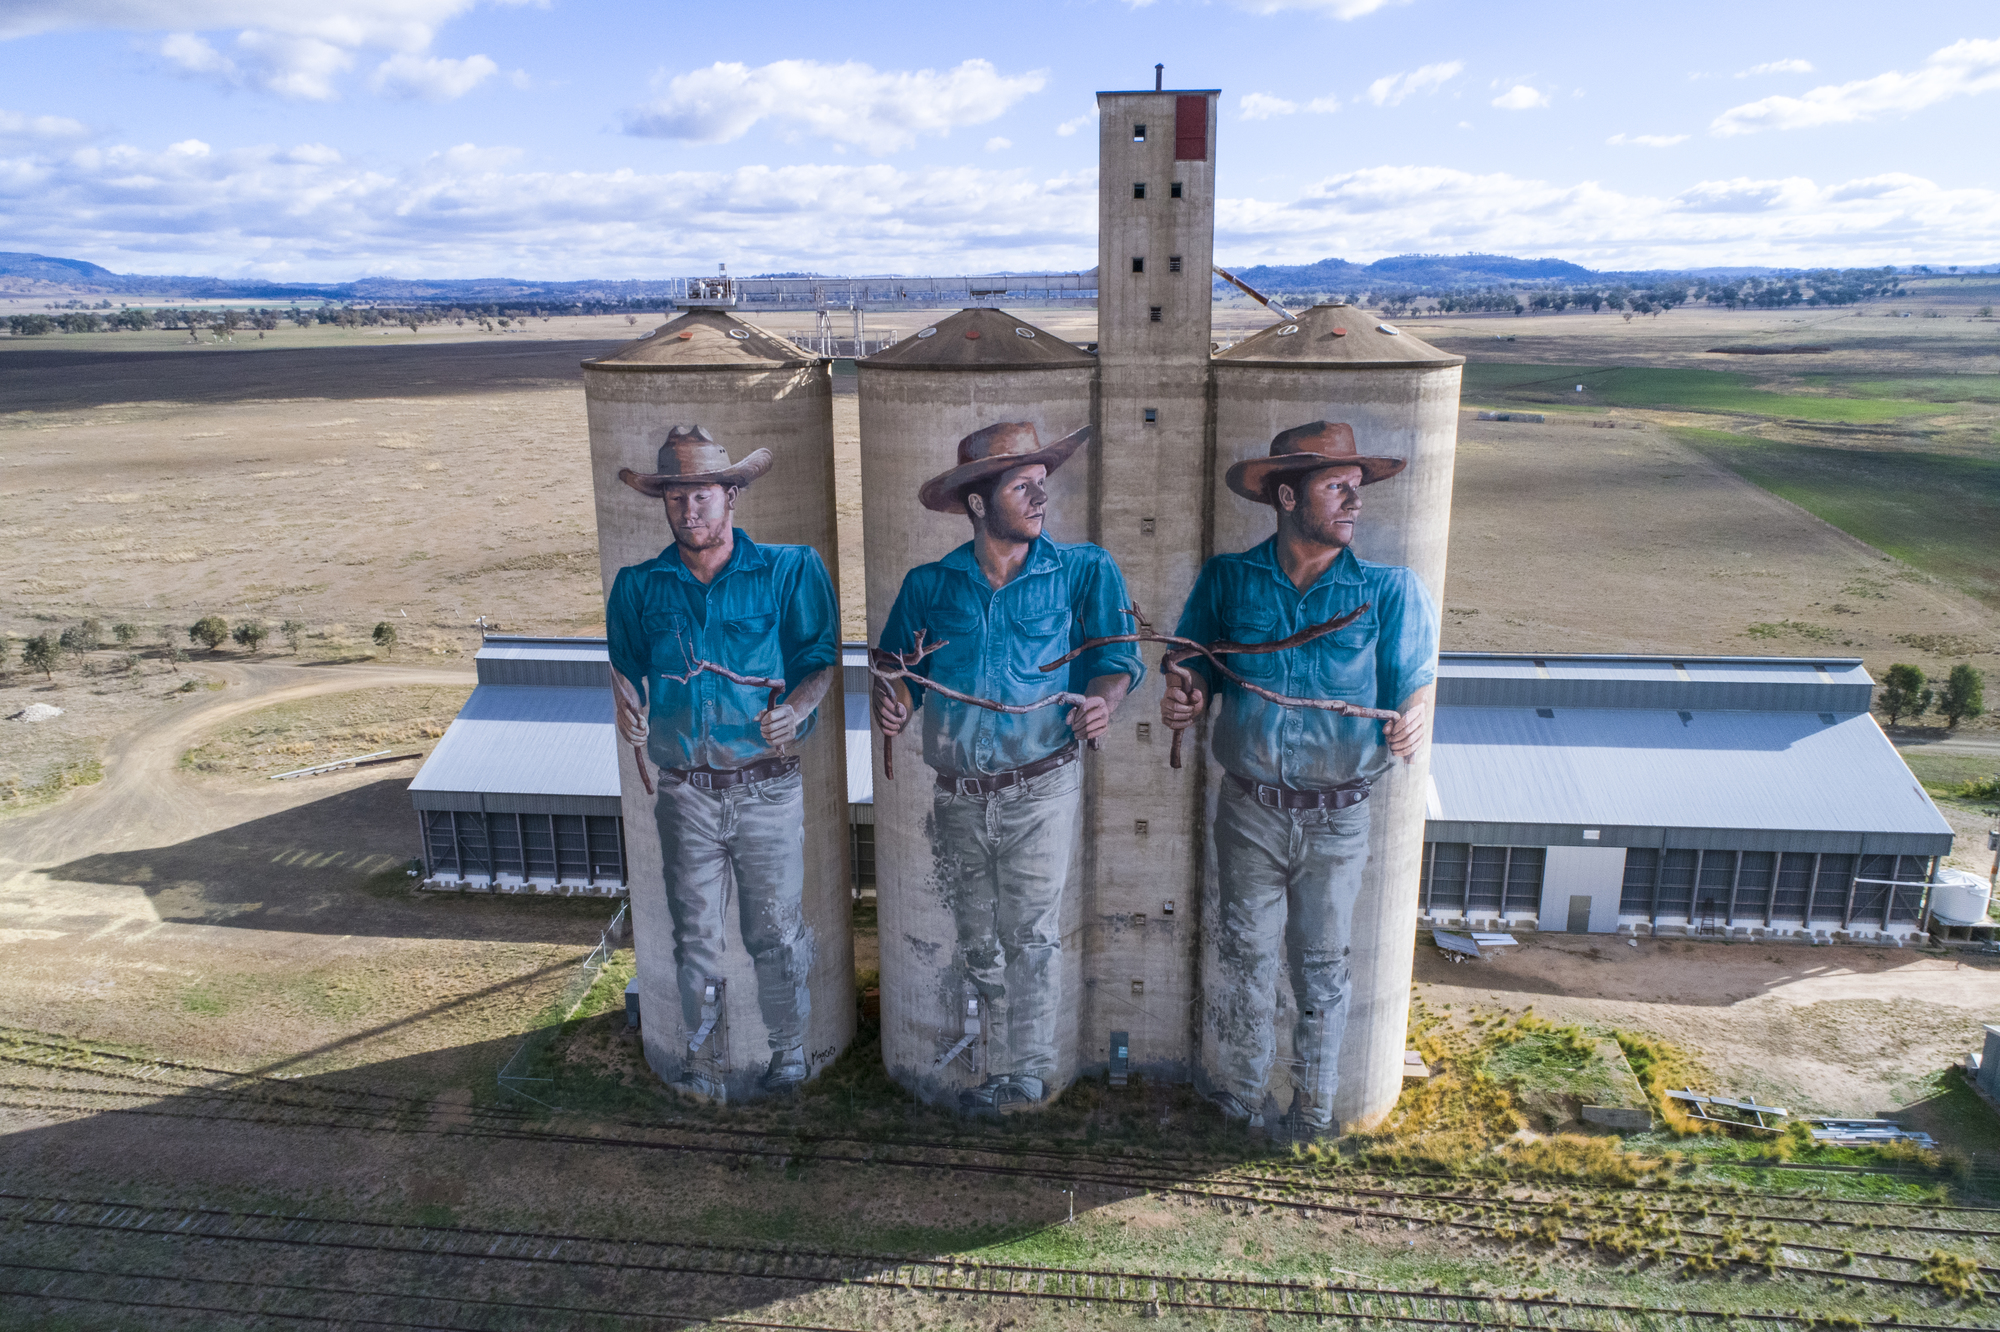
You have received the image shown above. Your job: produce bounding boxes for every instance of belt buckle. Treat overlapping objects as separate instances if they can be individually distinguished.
[955,777,982,797]
[689,771,712,791]
[1256,784,1280,808]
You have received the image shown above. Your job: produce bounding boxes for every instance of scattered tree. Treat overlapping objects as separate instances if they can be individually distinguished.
[1938,664,1987,729]
[372,622,399,657]
[162,641,184,674]
[112,622,139,646]
[188,616,229,652]
[279,619,308,654]
[58,618,103,656]
[21,634,59,679]
[231,621,269,653]
[1879,664,1931,725]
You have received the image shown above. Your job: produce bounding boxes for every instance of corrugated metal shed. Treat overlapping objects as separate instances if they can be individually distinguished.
[1437,652,1873,714]
[409,683,619,816]
[1428,704,1952,856]
[476,636,611,689]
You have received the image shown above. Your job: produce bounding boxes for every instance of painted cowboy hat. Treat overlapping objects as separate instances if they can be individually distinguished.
[1224,421,1406,505]
[617,425,774,497]
[918,421,1092,515]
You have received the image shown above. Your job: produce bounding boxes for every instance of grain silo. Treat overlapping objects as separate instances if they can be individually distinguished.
[1198,302,1463,1131]
[856,307,1102,1107]
[583,307,853,1103]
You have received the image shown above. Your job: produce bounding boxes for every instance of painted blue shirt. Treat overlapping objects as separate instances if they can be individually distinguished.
[606,530,839,772]
[1173,538,1438,790]
[880,535,1145,778]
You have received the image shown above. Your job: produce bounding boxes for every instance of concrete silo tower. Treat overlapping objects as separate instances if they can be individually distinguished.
[857,307,1099,1106]
[583,308,854,1103]
[1083,80,1219,1084]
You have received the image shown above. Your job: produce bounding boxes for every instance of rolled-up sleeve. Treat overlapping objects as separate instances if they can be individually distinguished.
[877,572,930,708]
[606,566,648,709]
[1169,562,1222,694]
[1067,549,1146,693]
[1376,568,1439,711]
[778,549,841,693]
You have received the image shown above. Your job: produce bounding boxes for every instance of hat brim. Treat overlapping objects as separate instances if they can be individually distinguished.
[1225,452,1406,504]
[618,447,775,497]
[918,426,1092,514]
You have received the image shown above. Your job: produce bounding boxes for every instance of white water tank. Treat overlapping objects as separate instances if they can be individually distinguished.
[1929,868,1992,927]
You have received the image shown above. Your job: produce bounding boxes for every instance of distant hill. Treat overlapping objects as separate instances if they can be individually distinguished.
[0,252,121,283]
[1225,252,1669,294]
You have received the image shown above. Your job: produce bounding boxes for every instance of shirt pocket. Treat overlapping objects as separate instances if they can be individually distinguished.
[721,609,784,681]
[1010,608,1073,683]
[1221,607,1281,681]
[640,609,690,675]
[1312,616,1379,701]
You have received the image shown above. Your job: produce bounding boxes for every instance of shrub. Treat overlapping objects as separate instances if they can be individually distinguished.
[278,619,307,654]
[20,633,59,679]
[112,622,139,646]
[188,616,229,651]
[231,621,269,653]
[58,618,103,658]
[372,622,398,657]
[1939,664,1986,729]
[1879,663,1930,724]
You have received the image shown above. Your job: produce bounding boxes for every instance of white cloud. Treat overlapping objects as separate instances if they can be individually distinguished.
[369,52,497,101]
[1365,61,1463,107]
[623,59,1046,154]
[1240,93,1298,119]
[1713,37,2000,135]
[1608,133,1687,146]
[1491,84,1549,110]
[1307,96,1341,113]
[11,0,529,101]
[1216,164,2000,270]
[0,109,89,141]
[984,136,1010,152]
[1055,107,1098,137]
[1738,58,1814,77]
[1229,0,1410,16]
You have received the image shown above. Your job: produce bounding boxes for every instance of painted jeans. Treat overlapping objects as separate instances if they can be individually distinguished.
[654,768,813,1055]
[929,758,1081,1085]
[1209,779,1371,1129]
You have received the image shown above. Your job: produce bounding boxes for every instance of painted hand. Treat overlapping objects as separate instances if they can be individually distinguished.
[873,680,909,738]
[1384,697,1429,761]
[612,671,649,745]
[759,702,803,748]
[1067,694,1111,743]
[1160,664,1204,730]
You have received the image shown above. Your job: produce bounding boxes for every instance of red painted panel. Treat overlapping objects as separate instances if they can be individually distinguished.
[1174,95,1207,161]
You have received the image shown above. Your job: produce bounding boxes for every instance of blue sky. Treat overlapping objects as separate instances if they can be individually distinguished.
[2,0,1996,280]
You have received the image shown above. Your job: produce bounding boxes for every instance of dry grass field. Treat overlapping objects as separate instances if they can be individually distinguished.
[3,287,1999,1328]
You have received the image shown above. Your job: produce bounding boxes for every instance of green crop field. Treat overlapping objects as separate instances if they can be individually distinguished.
[1830,374,2000,404]
[1672,427,2000,607]
[1464,362,1955,424]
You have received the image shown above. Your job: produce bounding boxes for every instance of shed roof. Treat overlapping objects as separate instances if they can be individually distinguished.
[1213,302,1463,370]
[475,636,609,689]
[1436,652,1873,714]
[584,308,814,371]
[1429,704,1952,853]
[408,684,618,804]
[861,307,1096,371]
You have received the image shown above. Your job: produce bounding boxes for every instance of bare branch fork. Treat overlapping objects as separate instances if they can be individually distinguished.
[866,631,1093,781]
[1039,604,1400,769]
[622,638,790,796]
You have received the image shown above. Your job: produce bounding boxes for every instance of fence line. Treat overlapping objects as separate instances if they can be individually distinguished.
[497,901,628,1110]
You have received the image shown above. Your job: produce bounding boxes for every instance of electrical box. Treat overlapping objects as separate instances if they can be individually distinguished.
[624,977,640,1030]
[1109,1030,1130,1087]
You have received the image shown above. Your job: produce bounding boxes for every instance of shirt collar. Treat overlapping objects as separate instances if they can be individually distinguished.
[653,528,765,583]
[1249,535,1363,593]
[940,533,1060,581]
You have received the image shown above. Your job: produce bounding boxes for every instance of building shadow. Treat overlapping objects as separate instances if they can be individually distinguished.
[39,777,614,942]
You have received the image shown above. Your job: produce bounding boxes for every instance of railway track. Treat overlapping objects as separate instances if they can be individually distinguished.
[4,1192,1991,1332]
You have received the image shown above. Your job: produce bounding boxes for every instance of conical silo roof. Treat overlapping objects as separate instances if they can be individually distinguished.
[1213,303,1463,370]
[584,308,815,372]
[862,307,1096,372]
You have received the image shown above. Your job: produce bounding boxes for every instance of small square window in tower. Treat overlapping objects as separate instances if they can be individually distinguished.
[1174,96,1208,160]
[1143,408,1158,423]
[1168,255,1182,273]
[1131,257,1145,274]
[1170,181,1183,199]
[1132,123,1147,142]
[1133,182,1146,200]
[1148,306,1162,322]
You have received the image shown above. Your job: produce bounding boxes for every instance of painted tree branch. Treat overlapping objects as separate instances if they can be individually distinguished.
[1041,604,1400,768]
[866,630,1092,781]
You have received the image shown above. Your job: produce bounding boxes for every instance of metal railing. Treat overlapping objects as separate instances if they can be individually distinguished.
[496,901,628,1109]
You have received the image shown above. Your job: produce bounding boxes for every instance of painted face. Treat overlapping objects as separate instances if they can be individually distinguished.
[1280,464,1364,549]
[662,482,735,552]
[979,463,1048,543]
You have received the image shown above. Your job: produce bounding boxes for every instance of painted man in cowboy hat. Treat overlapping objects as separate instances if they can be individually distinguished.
[1162,421,1438,1133]
[605,425,840,1102]
[875,421,1145,1111]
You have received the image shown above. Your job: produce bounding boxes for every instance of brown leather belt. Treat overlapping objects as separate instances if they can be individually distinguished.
[669,755,800,791]
[936,744,1079,797]
[1229,772,1371,811]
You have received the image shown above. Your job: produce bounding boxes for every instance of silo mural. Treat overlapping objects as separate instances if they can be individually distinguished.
[583,309,854,1103]
[1186,304,1463,1132]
